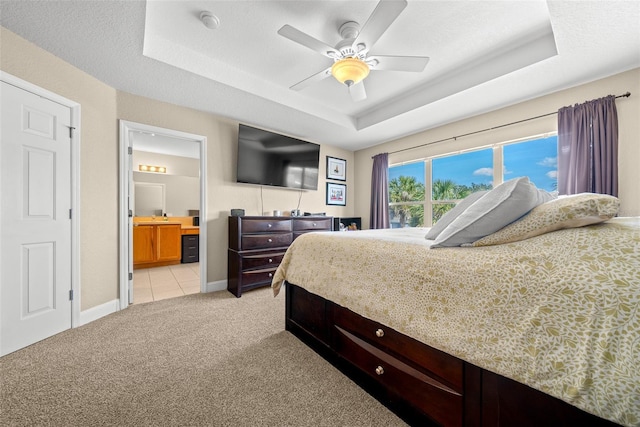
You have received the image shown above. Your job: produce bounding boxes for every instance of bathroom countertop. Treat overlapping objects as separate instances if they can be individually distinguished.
[134,221,183,225]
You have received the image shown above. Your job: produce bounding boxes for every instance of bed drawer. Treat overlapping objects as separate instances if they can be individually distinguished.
[241,233,293,250]
[332,304,464,392]
[334,325,463,427]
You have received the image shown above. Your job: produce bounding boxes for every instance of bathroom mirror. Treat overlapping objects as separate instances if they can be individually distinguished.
[134,182,165,216]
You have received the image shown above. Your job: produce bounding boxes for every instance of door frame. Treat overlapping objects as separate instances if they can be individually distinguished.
[118,120,207,308]
[0,71,81,328]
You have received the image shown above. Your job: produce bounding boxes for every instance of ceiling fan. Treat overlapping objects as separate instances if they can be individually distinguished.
[277,0,429,102]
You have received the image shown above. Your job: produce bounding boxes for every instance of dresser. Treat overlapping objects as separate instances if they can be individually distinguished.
[228,216,333,297]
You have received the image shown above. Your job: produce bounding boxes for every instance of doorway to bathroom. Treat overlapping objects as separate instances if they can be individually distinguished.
[119,120,207,308]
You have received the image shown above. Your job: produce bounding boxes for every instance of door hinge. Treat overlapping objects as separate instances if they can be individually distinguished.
[69,208,72,219]
[69,126,75,138]
[128,146,133,155]
[128,272,133,281]
[128,209,133,218]
[69,289,74,301]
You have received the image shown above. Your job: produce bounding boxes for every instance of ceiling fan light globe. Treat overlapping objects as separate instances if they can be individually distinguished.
[331,57,370,86]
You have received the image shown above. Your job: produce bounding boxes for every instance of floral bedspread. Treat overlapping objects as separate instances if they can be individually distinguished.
[272,218,640,427]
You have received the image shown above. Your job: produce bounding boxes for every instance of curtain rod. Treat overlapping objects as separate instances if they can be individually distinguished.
[383,91,631,157]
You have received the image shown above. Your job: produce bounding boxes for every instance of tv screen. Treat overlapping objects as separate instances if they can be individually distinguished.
[236,124,320,190]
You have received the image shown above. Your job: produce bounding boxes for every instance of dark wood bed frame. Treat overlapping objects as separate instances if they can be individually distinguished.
[285,283,620,427]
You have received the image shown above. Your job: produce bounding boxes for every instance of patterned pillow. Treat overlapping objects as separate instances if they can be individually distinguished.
[472,193,620,246]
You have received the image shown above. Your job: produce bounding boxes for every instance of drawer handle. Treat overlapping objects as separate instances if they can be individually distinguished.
[267,223,272,228]
[375,366,384,376]
[312,222,317,227]
[268,258,273,263]
[375,328,384,338]
[268,238,273,243]
[268,272,273,277]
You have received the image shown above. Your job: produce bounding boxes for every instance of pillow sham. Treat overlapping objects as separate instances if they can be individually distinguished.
[471,193,620,246]
[425,191,488,240]
[431,177,554,248]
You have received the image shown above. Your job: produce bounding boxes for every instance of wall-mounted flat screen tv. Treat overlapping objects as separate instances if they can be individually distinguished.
[236,124,320,190]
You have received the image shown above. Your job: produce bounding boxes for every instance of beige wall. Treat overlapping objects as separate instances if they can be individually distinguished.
[1,27,119,310]
[132,152,200,216]
[116,91,355,285]
[3,25,637,311]
[354,68,640,228]
[133,151,200,177]
[1,26,354,310]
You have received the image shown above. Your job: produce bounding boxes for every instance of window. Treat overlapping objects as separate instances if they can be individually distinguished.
[388,135,558,228]
[388,161,425,228]
[503,136,557,192]
[432,148,493,224]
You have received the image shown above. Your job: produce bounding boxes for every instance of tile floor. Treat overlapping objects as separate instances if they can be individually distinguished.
[132,262,200,304]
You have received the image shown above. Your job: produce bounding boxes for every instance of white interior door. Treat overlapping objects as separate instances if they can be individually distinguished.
[0,81,73,356]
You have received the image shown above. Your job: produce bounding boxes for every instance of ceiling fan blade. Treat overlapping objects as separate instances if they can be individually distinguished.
[349,81,367,102]
[369,55,430,72]
[278,25,340,58]
[290,66,333,91]
[354,0,407,50]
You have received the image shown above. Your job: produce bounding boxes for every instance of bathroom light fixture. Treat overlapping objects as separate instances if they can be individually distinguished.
[200,11,220,29]
[139,164,166,173]
[331,57,370,87]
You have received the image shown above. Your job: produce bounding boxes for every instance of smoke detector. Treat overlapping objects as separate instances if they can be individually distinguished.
[200,11,220,30]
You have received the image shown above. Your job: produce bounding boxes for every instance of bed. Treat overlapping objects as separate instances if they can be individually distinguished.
[271,191,639,427]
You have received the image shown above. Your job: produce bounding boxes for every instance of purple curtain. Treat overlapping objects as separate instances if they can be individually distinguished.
[370,153,390,229]
[557,95,618,196]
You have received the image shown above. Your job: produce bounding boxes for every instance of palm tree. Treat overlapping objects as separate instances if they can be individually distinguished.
[430,180,494,223]
[389,176,425,228]
[431,179,467,223]
[432,179,462,200]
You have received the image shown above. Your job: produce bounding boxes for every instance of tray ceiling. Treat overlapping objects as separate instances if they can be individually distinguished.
[1,1,639,150]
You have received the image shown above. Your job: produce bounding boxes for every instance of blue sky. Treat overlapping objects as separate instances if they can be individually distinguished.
[389,136,558,192]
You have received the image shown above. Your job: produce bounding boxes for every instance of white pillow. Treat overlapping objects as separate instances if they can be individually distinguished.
[431,177,554,248]
[425,191,488,240]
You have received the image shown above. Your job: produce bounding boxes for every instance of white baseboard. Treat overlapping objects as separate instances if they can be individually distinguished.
[76,281,227,328]
[205,280,227,293]
[78,299,119,327]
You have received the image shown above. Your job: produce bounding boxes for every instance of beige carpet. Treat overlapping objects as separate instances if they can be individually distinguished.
[0,288,407,426]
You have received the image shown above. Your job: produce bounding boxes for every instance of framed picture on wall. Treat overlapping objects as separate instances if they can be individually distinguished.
[326,182,346,206]
[326,156,346,181]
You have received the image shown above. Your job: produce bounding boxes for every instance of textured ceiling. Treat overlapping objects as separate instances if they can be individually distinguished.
[1,1,639,151]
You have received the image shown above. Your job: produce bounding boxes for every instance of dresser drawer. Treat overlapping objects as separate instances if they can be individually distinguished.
[182,235,198,245]
[241,233,292,250]
[334,325,463,427]
[241,268,277,287]
[182,252,199,263]
[293,218,333,231]
[332,304,463,392]
[241,219,292,233]
[241,252,285,271]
